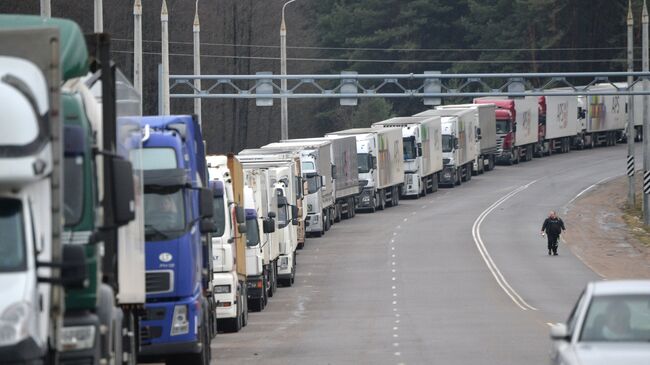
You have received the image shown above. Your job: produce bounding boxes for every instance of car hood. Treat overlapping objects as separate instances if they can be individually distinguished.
[572,343,650,365]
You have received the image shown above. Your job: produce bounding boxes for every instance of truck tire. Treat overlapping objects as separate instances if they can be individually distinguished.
[268,262,277,298]
[454,169,461,186]
[378,191,385,210]
[392,186,399,206]
[429,174,439,193]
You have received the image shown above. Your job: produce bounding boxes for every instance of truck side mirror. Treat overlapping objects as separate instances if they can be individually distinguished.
[291,205,299,219]
[199,188,213,219]
[454,138,459,150]
[331,165,337,179]
[477,128,482,140]
[237,222,247,234]
[372,156,378,170]
[111,157,136,226]
[320,175,326,189]
[513,123,517,133]
[417,143,423,157]
[268,211,276,219]
[200,218,216,234]
[61,244,88,290]
[235,206,246,224]
[263,218,275,233]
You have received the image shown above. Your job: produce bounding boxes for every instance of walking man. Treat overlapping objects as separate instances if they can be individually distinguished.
[541,211,565,256]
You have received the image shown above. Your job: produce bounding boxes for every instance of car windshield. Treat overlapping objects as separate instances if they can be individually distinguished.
[144,189,186,240]
[0,198,26,272]
[403,138,417,160]
[306,174,320,194]
[496,120,511,134]
[63,156,84,226]
[246,218,260,247]
[442,135,454,153]
[211,196,226,237]
[580,294,650,342]
[357,153,372,173]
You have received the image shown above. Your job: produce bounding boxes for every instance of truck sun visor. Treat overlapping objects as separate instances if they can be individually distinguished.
[143,168,189,187]
[245,209,257,220]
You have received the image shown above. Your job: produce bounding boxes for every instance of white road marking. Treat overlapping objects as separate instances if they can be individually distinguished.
[393,334,399,338]
[471,180,539,311]
[394,352,401,356]
[565,174,619,207]
[392,301,397,305]
[546,322,554,327]
[393,342,399,347]
[403,218,408,222]
[397,225,401,229]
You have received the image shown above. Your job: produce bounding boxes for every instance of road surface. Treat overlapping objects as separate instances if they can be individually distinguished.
[211,144,628,364]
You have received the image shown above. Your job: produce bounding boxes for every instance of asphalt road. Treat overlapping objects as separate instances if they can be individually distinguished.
[211,144,630,364]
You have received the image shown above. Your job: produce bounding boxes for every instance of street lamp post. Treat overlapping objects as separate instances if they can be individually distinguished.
[280,0,297,141]
[193,1,202,127]
[628,1,636,209]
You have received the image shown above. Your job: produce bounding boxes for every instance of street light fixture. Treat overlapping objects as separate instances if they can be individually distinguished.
[280,0,298,140]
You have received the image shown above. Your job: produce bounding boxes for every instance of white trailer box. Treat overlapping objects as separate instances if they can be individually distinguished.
[434,103,498,172]
[285,136,360,220]
[327,128,404,211]
[372,116,443,197]
[415,109,477,186]
[543,94,579,140]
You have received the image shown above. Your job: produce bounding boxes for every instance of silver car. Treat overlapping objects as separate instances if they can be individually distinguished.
[550,280,650,365]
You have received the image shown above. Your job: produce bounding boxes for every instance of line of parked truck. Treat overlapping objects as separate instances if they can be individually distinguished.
[0,14,642,365]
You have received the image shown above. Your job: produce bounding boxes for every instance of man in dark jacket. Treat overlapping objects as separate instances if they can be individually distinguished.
[541,211,565,256]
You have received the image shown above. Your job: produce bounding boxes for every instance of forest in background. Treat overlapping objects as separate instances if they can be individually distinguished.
[0,0,644,153]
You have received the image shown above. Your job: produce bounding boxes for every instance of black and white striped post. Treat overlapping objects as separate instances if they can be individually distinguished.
[644,0,650,225]
[644,171,650,194]
[628,155,636,177]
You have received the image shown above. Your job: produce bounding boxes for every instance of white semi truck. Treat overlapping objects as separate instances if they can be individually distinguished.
[536,93,579,155]
[207,155,249,333]
[415,109,478,186]
[264,141,334,237]
[474,96,539,164]
[434,103,498,173]
[238,152,301,287]
[576,84,627,148]
[290,136,361,221]
[372,116,443,197]
[327,128,404,212]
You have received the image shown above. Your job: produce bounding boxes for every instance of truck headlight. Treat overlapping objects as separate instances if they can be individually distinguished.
[170,305,189,336]
[362,196,370,202]
[0,302,30,346]
[59,325,96,351]
[214,285,231,294]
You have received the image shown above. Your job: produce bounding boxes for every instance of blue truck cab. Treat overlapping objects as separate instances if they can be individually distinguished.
[134,115,215,364]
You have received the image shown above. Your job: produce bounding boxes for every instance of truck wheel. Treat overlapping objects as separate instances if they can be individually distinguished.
[466,165,472,181]
[378,191,385,210]
[167,315,210,365]
[393,187,399,206]
[430,174,439,193]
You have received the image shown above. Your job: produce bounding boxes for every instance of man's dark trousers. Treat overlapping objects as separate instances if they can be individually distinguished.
[547,234,559,254]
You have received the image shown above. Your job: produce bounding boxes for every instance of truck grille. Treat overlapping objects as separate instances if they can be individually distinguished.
[146,271,173,294]
[443,158,450,165]
[140,325,163,343]
[143,307,167,321]
[496,137,504,151]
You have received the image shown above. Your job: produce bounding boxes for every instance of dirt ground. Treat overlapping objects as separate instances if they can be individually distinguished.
[562,174,650,279]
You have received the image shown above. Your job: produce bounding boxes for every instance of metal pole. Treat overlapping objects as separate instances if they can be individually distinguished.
[628,1,636,209]
[40,0,50,17]
[134,0,143,114]
[161,0,170,115]
[94,0,103,32]
[643,0,650,225]
[280,0,297,140]
[193,1,202,127]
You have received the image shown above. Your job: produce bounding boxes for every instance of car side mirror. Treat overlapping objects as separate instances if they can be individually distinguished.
[61,244,88,290]
[199,188,213,219]
[111,157,136,226]
[263,218,275,233]
[550,323,570,341]
[200,218,216,234]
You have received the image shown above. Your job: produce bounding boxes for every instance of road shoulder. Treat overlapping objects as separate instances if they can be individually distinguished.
[563,175,650,279]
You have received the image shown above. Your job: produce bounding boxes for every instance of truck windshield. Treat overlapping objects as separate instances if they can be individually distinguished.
[442,135,454,153]
[144,189,186,240]
[403,137,417,160]
[357,153,372,173]
[496,120,511,134]
[211,196,226,237]
[136,148,177,169]
[246,218,260,247]
[305,174,320,194]
[63,156,84,226]
[0,198,26,272]
[301,161,314,172]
